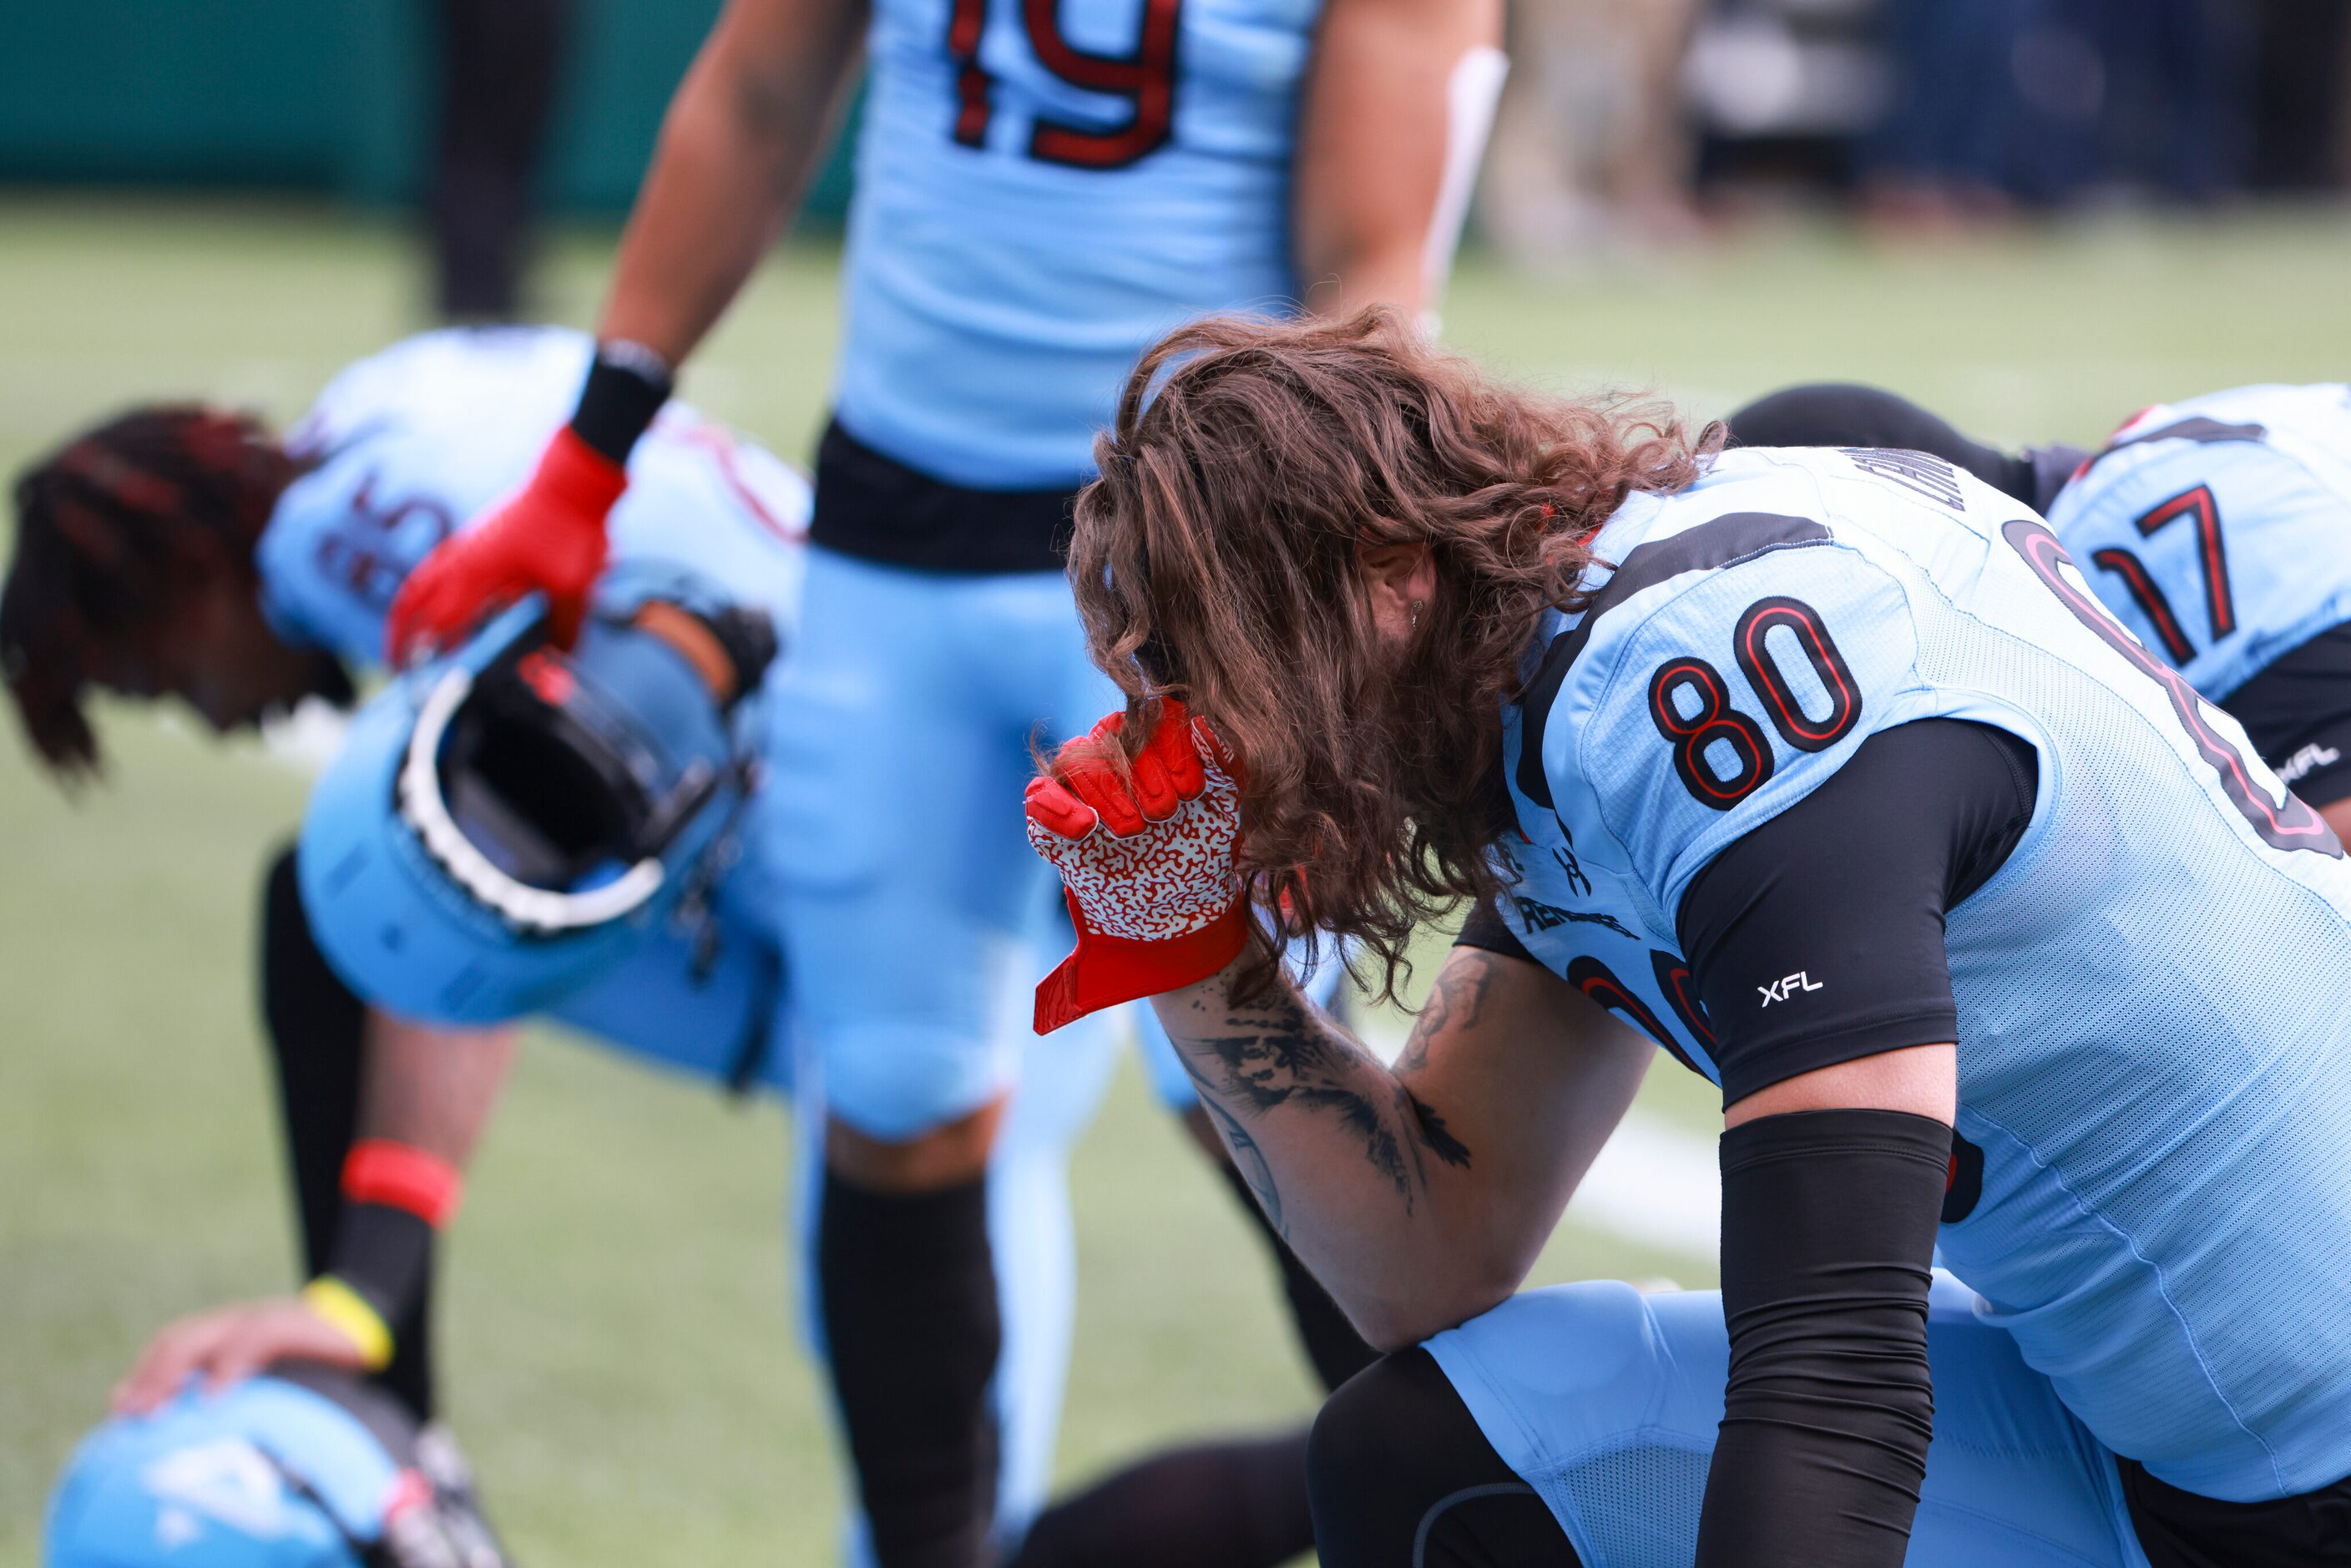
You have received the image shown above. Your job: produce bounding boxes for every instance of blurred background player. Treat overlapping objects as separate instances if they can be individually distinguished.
[1475,0,1701,266]
[5,326,1378,1568]
[1727,380,2351,841]
[427,0,572,321]
[379,0,1505,1558]
[15,0,2351,281]
[1,321,814,1526]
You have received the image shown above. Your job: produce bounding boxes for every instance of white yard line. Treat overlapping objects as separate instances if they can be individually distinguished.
[1570,1108,1720,1262]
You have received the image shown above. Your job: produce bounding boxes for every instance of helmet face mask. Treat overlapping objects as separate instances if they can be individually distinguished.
[443,653,662,888]
[300,591,770,1024]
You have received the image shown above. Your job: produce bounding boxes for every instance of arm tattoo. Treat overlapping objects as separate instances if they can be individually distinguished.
[1180,991,1472,1216]
[1189,1072,1285,1235]
[1398,950,1500,1079]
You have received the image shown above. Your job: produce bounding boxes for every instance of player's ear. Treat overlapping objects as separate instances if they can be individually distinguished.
[1354,538,1435,641]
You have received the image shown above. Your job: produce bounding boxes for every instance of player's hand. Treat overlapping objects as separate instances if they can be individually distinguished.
[1025,699,1249,1032]
[112,1297,374,1414]
[385,427,623,663]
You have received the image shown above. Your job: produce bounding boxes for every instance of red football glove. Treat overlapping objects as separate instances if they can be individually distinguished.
[1025,700,1248,1034]
[386,427,623,663]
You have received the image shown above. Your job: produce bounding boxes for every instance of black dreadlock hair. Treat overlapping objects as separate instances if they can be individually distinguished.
[3,407,307,779]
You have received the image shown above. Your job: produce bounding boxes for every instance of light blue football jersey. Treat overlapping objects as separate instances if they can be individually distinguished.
[259,326,809,670]
[2047,383,2351,704]
[835,0,1319,488]
[1497,445,2351,1501]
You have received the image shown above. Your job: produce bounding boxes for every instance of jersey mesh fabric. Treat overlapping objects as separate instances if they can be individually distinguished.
[1553,1444,1712,1567]
[1914,589,2351,1500]
[2046,383,2351,702]
[1499,448,2351,1502]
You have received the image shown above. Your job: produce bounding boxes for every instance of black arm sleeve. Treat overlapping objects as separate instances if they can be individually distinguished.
[1724,383,2041,508]
[2217,620,2351,807]
[1696,1107,1949,1568]
[1676,719,2036,1107]
[2022,443,2093,518]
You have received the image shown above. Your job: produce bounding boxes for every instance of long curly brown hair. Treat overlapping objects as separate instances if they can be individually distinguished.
[1068,307,1717,999]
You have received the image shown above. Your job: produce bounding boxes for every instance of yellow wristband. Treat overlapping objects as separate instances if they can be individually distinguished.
[302,1276,394,1371]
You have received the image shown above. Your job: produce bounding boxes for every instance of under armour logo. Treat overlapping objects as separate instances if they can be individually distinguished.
[1757,971,1823,1007]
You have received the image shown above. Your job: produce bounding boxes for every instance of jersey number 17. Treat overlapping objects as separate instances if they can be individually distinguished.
[2085,484,2236,666]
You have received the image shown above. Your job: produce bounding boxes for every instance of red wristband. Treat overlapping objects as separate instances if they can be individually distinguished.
[341,1140,464,1228]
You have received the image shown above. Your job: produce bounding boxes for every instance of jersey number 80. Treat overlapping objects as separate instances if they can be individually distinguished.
[1648,596,1863,810]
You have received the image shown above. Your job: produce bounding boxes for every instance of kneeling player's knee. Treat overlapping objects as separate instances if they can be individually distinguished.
[820,1024,1014,1149]
[826,1097,1007,1192]
[1309,1349,1458,1512]
[1311,1349,1565,1568]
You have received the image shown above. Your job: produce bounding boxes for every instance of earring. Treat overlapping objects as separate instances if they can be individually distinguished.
[1409,599,1425,632]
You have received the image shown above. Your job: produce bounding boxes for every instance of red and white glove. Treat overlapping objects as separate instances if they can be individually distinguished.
[1025,700,1248,1034]
[386,427,622,663]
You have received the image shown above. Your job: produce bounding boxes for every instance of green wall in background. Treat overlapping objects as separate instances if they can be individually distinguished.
[0,0,856,217]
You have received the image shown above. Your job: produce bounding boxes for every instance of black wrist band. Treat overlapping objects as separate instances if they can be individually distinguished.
[569,343,674,466]
[326,1201,436,1328]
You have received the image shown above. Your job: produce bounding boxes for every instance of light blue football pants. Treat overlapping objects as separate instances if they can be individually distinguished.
[1428,1272,2152,1566]
[753,546,1134,1560]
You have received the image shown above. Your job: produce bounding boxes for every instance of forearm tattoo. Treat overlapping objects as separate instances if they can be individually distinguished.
[1173,986,1472,1231]
[1397,950,1499,1079]
[1196,1090,1282,1232]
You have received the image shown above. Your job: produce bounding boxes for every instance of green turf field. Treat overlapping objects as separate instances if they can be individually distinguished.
[6,196,2351,1565]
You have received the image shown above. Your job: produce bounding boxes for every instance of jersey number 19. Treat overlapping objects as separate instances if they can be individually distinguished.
[946,0,1183,167]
